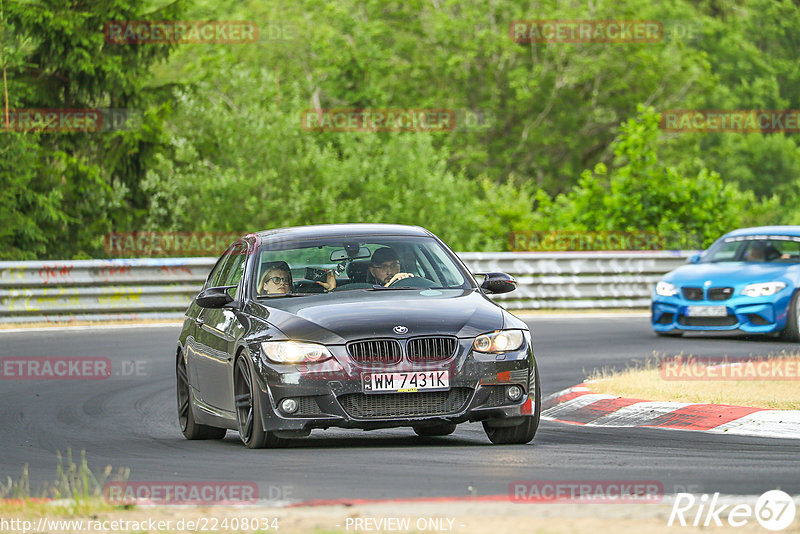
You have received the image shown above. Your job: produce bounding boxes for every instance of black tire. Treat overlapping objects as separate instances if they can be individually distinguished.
[234,355,285,449]
[482,365,541,445]
[413,423,457,437]
[781,291,800,342]
[656,331,683,337]
[177,354,227,440]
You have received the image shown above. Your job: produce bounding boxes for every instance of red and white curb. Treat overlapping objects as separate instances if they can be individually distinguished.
[542,384,800,439]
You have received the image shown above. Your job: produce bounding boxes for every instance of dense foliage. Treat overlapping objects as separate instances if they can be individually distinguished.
[2,0,799,258]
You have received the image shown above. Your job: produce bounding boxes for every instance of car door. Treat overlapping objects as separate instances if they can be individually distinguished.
[194,242,248,411]
[185,250,232,401]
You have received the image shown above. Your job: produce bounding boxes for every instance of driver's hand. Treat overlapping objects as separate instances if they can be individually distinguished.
[385,272,413,287]
[317,271,337,291]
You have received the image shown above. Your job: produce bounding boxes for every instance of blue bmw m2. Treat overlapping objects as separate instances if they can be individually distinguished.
[652,226,800,340]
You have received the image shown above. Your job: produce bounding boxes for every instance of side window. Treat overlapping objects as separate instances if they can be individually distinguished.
[218,244,248,297]
[206,253,233,288]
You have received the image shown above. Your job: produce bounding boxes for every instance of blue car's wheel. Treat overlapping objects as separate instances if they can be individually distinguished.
[781,291,800,342]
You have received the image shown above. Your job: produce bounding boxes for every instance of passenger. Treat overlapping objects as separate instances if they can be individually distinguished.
[368,247,414,287]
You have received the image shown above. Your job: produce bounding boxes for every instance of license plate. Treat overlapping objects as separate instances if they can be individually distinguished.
[687,305,728,317]
[363,371,449,393]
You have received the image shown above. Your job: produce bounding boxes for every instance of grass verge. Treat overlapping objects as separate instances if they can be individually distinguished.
[587,352,800,409]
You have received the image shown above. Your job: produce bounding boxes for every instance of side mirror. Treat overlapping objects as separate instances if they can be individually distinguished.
[688,253,702,264]
[196,286,234,308]
[478,272,517,295]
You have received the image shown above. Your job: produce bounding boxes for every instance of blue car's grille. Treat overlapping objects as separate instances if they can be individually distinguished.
[678,315,737,327]
[682,287,703,300]
[708,287,734,301]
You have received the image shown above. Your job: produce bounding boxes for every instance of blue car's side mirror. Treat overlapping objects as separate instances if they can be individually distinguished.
[688,253,702,264]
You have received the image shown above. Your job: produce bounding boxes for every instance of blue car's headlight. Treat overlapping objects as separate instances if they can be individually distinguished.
[655,281,678,297]
[742,282,786,297]
[260,341,332,364]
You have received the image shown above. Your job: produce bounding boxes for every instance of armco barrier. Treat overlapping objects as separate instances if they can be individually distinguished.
[0,251,693,323]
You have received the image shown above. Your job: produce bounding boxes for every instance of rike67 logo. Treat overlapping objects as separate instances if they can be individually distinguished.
[669,490,796,531]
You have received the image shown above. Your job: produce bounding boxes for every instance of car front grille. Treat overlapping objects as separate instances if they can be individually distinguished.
[347,339,402,365]
[708,287,733,301]
[406,337,458,362]
[682,287,703,300]
[677,315,737,327]
[338,388,472,418]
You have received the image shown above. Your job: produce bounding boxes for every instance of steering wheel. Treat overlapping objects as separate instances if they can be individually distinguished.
[387,275,436,288]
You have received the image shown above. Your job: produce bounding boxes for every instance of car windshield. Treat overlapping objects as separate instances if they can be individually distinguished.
[699,235,800,263]
[253,236,472,296]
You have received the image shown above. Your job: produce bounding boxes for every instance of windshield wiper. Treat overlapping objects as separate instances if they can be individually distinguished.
[367,285,422,290]
[256,292,313,299]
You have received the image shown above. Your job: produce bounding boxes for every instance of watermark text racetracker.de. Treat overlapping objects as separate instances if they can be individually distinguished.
[104,21,258,44]
[300,108,456,132]
[0,516,279,533]
[103,481,273,505]
[660,109,800,133]
[509,20,663,43]
[104,231,241,257]
[661,355,800,381]
[1,108,139,133]
[509,230,665,251]
[510,480,663,503]
[1,357,148,380]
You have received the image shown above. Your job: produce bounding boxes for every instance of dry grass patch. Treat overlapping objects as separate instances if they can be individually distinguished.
[587,352,800,410]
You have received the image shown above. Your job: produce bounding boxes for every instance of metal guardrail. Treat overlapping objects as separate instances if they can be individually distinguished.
[0,251,693,323]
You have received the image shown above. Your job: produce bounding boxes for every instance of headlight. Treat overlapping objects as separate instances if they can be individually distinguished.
[473,330,525,353]
[742,282,786,297]
[260,341,332,364]
[655,281,678,297]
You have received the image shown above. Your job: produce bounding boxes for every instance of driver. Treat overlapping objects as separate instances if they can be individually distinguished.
[745,241,778,262]
[368,247,414,287]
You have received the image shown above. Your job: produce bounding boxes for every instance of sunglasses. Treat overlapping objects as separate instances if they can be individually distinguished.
[372,260,401,271]
[265,276,290,285]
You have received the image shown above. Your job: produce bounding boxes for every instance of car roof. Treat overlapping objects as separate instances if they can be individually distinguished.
[247,224,434,245]
[723,226,800,238]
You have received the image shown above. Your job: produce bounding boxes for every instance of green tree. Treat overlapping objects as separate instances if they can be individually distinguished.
[1,0,184,258]
[540,105,780,247]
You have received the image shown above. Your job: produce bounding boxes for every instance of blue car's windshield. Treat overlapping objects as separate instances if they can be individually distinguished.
[700,235,800,264]
[253,236,473,297]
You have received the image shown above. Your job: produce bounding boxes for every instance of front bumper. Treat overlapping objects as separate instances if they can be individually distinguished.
[248,337,536,432]
[651,292,792,334]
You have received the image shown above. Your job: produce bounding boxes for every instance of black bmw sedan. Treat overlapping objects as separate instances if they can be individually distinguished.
[176,224,540,448]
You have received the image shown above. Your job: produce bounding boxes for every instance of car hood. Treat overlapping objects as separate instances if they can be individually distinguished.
[664,262,794,287]
[245,289,505,345]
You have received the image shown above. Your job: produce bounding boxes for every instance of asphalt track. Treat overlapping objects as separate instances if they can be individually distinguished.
[1,316,799,502]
